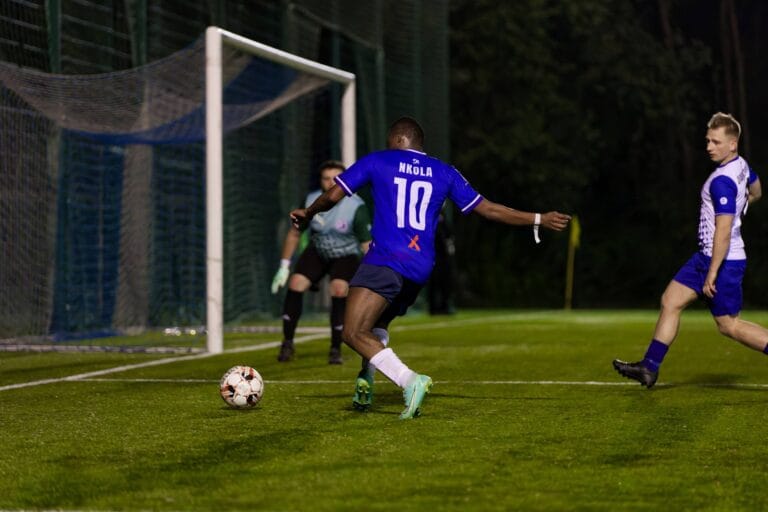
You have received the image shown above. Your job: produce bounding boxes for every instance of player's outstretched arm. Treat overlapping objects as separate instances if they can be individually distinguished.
[290,185,346,230]
[472,199,571,231]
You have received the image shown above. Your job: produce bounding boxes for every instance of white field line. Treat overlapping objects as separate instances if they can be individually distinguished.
[5,314,768,393]
[0,332,329,393]
[58,378,768,390]
[0,316,520,393]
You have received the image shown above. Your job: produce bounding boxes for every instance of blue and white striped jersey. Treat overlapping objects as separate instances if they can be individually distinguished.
[697,156,757,260]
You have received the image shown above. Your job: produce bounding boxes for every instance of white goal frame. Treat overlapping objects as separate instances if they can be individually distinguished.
[205,27,356,353]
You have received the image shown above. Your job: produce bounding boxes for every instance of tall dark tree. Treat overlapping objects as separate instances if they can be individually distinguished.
[449,0,768,308]
[720,0,750,154]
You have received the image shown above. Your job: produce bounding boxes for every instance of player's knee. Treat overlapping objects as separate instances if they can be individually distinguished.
[287,274,311,292]
[340,325,358,347]
[329,280,349,298]
[660,292,683,313]
[715,318,738,338]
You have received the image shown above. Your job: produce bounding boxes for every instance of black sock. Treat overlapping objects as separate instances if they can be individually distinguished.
[282,290,303,343]
[330,297,345,349]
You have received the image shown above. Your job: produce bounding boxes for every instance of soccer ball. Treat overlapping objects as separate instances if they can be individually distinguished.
[219,365,264,409]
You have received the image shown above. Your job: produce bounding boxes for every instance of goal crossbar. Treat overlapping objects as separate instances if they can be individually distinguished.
[205,27,356,353]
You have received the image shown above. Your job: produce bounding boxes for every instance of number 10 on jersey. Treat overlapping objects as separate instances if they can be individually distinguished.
[394,177,433,231]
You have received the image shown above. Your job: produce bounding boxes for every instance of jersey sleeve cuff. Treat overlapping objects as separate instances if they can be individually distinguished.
[460,194,483,214]
[334,176,354,196]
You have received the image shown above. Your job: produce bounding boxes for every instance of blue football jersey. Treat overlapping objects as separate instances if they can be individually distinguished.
[335,149,482,283]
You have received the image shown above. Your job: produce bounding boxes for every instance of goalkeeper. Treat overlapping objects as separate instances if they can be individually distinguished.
[271,160,371,364]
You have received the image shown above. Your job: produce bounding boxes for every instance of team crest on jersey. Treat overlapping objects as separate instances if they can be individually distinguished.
[335,220,349,232]
[720,197,728,205]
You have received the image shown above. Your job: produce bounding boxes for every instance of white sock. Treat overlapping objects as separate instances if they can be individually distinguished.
[369,348,417,388]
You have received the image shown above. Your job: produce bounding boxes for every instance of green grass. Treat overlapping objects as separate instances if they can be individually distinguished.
[2,310,768,511]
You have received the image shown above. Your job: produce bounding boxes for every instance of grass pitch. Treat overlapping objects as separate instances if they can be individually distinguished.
[2,310,768,511]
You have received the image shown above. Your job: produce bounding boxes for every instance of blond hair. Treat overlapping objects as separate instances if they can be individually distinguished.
[707,112,741,139]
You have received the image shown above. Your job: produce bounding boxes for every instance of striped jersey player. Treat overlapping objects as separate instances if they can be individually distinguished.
[614,112,766,388]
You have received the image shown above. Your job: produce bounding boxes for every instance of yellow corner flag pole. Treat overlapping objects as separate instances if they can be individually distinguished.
[564,215,581,310]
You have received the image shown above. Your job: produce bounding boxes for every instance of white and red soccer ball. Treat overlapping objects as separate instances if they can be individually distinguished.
[219,365,264,409]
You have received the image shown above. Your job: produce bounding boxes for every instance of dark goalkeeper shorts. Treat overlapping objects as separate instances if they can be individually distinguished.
[349,263,423,323]
[293,244,360,285]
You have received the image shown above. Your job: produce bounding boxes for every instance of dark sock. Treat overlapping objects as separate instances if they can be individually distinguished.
[282,290,303,343]
[330,297,345,349]
[642,339,669,372]
[763,344,768,355]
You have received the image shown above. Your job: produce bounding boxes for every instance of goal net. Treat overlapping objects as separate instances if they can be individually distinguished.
[0,27,355,353]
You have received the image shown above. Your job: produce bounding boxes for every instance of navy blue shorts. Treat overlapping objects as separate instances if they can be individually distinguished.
[673,252,746,316]
[349,263,422,321]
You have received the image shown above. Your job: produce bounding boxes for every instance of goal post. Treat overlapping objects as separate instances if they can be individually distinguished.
[205,27,356,353]
[0,27,355,351]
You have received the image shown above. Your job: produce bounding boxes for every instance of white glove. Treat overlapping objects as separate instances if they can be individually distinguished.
[271,259,291,294]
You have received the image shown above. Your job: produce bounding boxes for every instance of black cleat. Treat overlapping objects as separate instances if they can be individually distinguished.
[613,359,658,388]
[277,341,294,362]
[328,347,343,365]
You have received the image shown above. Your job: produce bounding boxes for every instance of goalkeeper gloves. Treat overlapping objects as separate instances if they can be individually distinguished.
[271,259,291,294]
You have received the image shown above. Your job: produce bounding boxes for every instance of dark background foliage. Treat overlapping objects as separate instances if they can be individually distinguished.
[449,0,768,309]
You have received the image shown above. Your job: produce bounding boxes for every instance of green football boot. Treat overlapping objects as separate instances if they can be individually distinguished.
[400,374,433,420]
[352,370,374,411]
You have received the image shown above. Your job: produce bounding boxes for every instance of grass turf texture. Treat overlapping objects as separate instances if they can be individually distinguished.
[2,310,768,511]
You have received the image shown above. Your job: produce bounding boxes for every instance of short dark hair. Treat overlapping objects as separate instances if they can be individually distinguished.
[708,112,741,139]
[317,159,345,174]
[388,116,424,147]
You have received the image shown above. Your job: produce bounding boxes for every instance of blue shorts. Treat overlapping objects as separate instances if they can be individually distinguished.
[673,252,746,316]
[349,263,422,321]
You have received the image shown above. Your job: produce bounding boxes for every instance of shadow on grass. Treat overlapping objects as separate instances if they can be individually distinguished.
[658,373,767,391]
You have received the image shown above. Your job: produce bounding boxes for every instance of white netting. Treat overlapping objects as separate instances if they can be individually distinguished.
[0,38,328,143]
[0,35,329,343]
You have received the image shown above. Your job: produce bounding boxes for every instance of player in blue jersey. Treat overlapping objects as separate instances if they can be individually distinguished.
[290,117,571,419]
[614,112,765,388]
[271,160,371,364]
